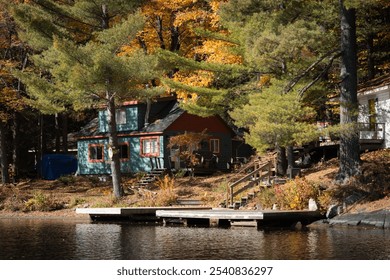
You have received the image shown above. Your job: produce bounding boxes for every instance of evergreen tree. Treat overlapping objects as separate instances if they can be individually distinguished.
[0,1,29,183]
[337,0,360,181]
[218,0,340,173]
[9,0,162,197]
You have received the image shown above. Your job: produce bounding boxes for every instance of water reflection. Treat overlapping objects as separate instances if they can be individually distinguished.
[0,219,389,260]
[75,224,122,259]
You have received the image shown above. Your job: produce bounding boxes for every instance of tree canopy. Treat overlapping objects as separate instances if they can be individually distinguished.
[2,0,390,184]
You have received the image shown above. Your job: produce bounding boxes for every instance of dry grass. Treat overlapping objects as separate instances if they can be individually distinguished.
[1,149,389,216]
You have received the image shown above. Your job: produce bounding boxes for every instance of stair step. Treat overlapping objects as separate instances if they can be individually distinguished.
[176,199,203,206]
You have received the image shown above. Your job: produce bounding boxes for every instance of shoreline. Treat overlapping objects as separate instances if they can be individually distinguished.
[2,208,390,229]
[0,209,90,221]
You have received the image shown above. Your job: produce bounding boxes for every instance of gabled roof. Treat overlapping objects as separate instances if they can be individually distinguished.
[142,103,184,133]
[358,74,390,96]
[74,101,185,139]
[73,100,236,140]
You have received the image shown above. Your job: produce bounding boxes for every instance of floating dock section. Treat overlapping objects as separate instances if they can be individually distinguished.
[76,207,324,228]
[156,209,324,228]
[75,207,212,222]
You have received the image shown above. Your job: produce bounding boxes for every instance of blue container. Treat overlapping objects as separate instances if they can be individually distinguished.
[39,154,78,180]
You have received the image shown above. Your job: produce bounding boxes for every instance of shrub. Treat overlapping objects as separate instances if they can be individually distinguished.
[69,197,86,208]
[256,187,276,209]
[24,191,55,211]
[57,175,76,185]
[274,177,320,210]
[256,177,330,212]
[154,175,177,206]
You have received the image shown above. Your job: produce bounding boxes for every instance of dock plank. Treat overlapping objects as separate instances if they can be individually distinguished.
[76,206,212,221]
[156,209,324,227]
[156,209,264,220]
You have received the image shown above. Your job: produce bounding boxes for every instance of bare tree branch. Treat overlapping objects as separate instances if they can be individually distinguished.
[284,48,341,94]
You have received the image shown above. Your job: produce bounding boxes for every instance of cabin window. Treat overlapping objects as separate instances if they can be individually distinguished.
[119,143,129,160]
[210,138,220,154]
[140,137,160,157]
[116,109,127,125]
[88,144,104,162]
[368,98,377,130]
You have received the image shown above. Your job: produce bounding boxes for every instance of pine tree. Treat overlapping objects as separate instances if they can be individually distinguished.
[0,1,29,183]
[337,0,360,181]
[217,0,340,173]
[9,0,162,197]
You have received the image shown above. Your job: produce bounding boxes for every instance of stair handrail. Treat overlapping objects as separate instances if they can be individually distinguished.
[228,160,272,206]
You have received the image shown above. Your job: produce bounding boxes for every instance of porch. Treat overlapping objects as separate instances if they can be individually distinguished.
[359,122,385,150]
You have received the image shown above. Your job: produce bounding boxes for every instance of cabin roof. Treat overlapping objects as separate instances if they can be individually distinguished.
[73,99,238,141]
[358,74,390,95]
[73,102,185,139]
[142,104,184,133]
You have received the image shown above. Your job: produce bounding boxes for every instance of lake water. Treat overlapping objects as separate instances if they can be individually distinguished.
[0,218,389,260]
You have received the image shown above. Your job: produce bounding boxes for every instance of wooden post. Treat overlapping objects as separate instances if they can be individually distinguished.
[268,161,271,185]
[230,184,234,206]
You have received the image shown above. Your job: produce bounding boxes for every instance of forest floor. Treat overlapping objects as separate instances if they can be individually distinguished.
[0,149,389,219]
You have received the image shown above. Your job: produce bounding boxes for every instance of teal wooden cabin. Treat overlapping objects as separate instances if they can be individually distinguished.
[76,98,248,175]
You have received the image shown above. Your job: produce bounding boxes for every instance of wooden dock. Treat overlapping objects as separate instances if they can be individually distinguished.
[156,209,324,228]
[76,207,324,228]
[75,206,212,222]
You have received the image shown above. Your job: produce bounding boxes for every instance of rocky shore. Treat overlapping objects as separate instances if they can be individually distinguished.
[328,209,390,228]
[309,209,390,229]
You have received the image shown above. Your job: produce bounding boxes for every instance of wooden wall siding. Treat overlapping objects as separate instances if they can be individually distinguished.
[128,135,164,173]
[358,86,390,148]
[78,139,111,175]
[98,107,139,133]
[166,112,234,135]
[77,136,164,175]
[164,132,232,171]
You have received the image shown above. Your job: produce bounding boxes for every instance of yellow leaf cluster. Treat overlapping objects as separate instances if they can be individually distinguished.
[119,0,241,101]
[172,70,214,101]
[174,10,209,27]
[195,39,242,64]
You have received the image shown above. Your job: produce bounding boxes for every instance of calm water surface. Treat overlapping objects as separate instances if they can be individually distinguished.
[0,219,389,260]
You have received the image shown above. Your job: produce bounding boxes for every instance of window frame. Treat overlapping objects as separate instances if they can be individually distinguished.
[209,138,220,154]
[116,108,127,125]
[119,142,130,161]
[140,136,160,157]
[88,144,105,163]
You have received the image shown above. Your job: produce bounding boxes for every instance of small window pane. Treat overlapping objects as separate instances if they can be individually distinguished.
[119,144,129,159]
[89,145,104,161]
[141,137,159,156]
[116,109,127,125]
[210,139,220,153]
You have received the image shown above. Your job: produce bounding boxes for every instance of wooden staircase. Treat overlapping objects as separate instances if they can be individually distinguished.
[136,157,167,187]
[225,160,274,208]
[137,169,167,187]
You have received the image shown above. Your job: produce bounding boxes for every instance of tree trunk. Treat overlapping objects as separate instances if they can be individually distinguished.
[366,33,375,80]
[55,113,61,152]
[101,4,122,198]
[0,122,10,184]
[338,0,360,182]
[106,94,123,198]
[12,113,20,182]
[286,145,295,177]
[276,146,287,176]
[61,113,68,153]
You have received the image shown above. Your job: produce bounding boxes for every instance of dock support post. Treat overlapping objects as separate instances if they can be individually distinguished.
[217,219,231,228]
[185,218,210,227]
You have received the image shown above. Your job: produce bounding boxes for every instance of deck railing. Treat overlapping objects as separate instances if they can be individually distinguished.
[358,122,385,142]
[228,160,272,206]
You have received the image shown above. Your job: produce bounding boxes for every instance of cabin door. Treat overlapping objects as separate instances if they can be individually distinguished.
[170,147,181,170]
[368,98,377,130]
